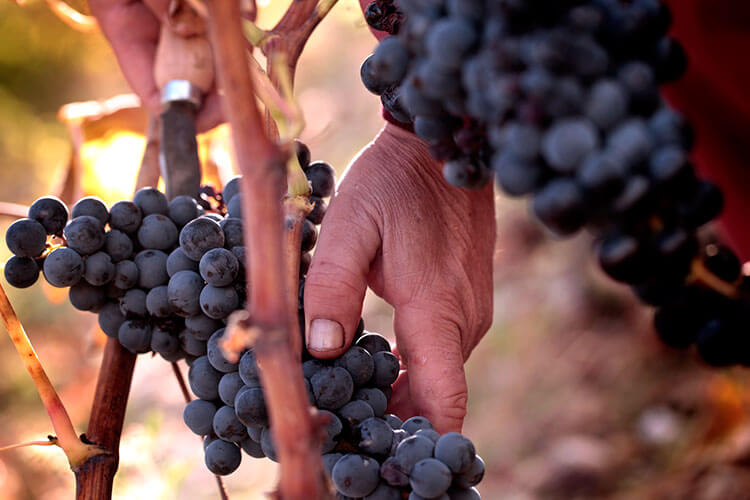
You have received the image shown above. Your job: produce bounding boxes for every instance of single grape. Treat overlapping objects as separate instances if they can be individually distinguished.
[4,256,40,288]
[207,328,239,373]
[218,372,244,407]
[320,409,344,453]
[167,195,199,228]
[185,314,224,341]
[29,196,69,234]
[240,437,265,458]
[234,386,268,428]
[310,366,354,410]
[410,458,452,498]
[200,285,239,319]
[331,454,380,498]
[183,399,217,436]
[334,346,375,387]
[220,218,243,249]
[113,260,139,290]
[322,453,343,477]
[180,217,225,261]
[134,249,169,288]
[415,428,440,443]
[402,416,434,435]
[371,351,400,387]
[227,194,243,219]
[43,247,83,287]
[395,435,435,472]
[213,405,248,443]
[68,282,106,311]
[222,176,241,204]
[180,329,208,357]
[133,187,168,216]
[118,319,152,353]
[119,288,147,317]
[238,350,260,387]
[98,301,125,338]
[137,214,178,250]
[204,439,241,476]
[455,455,485,488]
[355,417,394,456]
[260,427,278,462]
[306,161,336,198]
[151,327,180,358]
[109,201,142,234]
[6,218,47,258]
[200,248,239,287]
[145,286,171,317]
[83,251,115,286]
[167,271,203,316]
[188,356,223,400]
[338,400,375,430]
[166,247,199,277]
[434,432,476,473]
[380,456,410,487]
[104,230,134,262]
[71,197,108,225]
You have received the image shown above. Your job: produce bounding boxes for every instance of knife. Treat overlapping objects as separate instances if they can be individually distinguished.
[154,3,214,200]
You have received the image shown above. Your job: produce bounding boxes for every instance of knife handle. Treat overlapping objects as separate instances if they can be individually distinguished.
[154,4,214,101]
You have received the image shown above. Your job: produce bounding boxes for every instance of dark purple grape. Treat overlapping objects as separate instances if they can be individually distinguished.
[204,439,241,475]
[29,196,69,234]
[200,248,239,287]
[4,256,39,288]
[199,285,239,319]
[188,356,223,400]
[180,217,225,261]
[234,386,268,428]
[183,399,217,436]
[109,201,142,234]
[168,195,199,228]
[68,282,106,311]
[104,230,134,262]
[146,286,171,317]
[167,270,203,316]
[334,346,374,386]
[98,301,125,338]
[43,247,83,287]
[354,388,388,417]
[306,161,336,198]
[118,319,152,353]
[220,217,243,249]
[311,366,354,410]
[114,260,138,290]
[133,187,168,216]
[434,432,476,473]
[6,218,47,258]
[332,454,380,498]
[137,214,178,250]
[134,249,169,288]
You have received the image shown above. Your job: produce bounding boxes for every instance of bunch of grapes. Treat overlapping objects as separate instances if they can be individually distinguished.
[3,141,486,497]
[361,0,750,366]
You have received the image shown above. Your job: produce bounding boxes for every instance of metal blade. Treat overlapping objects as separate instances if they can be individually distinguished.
[160,101,202,200]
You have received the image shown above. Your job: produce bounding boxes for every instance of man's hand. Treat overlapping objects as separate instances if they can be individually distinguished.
[304,123,496,433]
[90,0,222,132]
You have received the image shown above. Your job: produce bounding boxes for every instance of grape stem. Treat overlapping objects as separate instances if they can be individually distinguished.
[688,259,740,299]
[171,361,231,500]
[0,437,58,452]
[205,0,331,498]
[0,282,106,467]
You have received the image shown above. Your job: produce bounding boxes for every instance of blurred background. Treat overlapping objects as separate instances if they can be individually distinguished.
[1,1,749,499]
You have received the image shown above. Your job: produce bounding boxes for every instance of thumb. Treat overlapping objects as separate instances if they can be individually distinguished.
[394,301,468,433]
[304,189,380,359]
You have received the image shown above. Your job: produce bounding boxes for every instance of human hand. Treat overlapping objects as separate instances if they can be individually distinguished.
[89,0,223,132]
[304,123,496,433]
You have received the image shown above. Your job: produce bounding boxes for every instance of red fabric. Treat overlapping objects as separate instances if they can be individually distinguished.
[662,1,750,261]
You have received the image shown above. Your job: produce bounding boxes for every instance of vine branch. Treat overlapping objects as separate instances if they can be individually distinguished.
[205,0,330,498]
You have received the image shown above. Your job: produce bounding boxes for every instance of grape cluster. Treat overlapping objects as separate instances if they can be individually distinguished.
[3,142,332,361]
[328,415,483,499]
[363,0,750,366]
